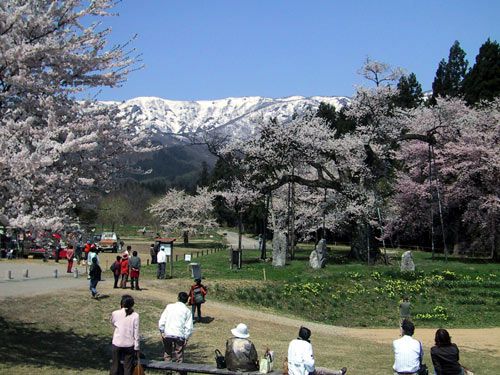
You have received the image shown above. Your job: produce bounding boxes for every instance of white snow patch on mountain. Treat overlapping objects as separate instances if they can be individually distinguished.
[107,95,350,138]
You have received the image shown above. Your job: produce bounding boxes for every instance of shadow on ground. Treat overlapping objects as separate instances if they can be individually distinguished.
[0,316,111,371]
[0,316,210,371]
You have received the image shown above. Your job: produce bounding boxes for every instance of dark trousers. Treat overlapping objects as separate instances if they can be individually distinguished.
[157,262,166,279]
[120,274,128,288]
[192,303,202,321]
[110,344,135,375]
[130,277,140,290]
[113,273,120,288]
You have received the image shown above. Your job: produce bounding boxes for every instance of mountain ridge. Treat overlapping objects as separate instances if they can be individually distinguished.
[110,95,350,137]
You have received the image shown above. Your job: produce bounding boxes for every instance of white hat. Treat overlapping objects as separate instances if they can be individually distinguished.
[231,323,250,339]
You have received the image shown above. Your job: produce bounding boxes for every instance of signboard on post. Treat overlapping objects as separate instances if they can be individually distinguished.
[160,244,172,256]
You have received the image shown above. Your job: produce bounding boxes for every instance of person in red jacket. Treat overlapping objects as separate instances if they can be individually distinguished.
[120,253,129,289]
[83,240,91,262]
[188,278,207,322]
[66,245,75,273]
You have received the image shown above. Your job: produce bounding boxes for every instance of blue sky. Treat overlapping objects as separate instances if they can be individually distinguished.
[96,0,499,101]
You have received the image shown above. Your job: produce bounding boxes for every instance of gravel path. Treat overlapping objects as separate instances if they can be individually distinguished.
[0,259,89,298]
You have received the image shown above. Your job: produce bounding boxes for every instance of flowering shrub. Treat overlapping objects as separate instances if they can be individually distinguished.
[415,305,449,321]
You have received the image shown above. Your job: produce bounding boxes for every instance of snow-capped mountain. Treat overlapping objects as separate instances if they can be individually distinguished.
[107,95,349,138]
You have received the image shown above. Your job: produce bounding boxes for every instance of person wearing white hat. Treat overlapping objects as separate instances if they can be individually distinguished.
[225,323,258,371]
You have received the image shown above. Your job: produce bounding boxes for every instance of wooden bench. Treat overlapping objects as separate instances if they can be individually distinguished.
[141,359,282,375]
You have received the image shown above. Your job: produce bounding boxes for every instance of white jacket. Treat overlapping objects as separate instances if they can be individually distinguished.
[288,339,315,375]
[158,301,193,339]
[157,250,166,263]
[393,335,422,373]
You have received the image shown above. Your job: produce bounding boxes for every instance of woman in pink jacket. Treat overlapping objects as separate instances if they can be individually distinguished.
[110,295,140,375]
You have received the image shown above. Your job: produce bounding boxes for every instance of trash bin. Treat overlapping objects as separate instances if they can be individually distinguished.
[231,249,242,269]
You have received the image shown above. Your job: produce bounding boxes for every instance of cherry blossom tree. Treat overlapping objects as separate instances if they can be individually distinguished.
[388,98,500,259]
[213,179,260,252]
[148,187,218,240]
[0,0,146,230]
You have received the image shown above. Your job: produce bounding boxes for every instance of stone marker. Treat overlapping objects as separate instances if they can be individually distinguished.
[400,250,415,272]
[272,231,287,267]
[310,239,327,269]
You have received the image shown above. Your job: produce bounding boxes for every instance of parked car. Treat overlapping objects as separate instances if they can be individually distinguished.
[97,232,120,253]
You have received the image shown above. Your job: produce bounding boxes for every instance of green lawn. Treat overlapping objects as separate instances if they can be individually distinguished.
[147,239,500,328]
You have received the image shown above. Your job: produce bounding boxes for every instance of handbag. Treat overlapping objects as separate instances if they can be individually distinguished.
[417,363,429,375]
[418,342,428,375]
[215,349,226,369]
[133,352,145,375]
[259,349,274,374]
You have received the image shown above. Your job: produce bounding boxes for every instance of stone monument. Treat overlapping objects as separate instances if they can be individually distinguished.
[272,231,287,267]
[400,250,415,272]
[310,238,327,269]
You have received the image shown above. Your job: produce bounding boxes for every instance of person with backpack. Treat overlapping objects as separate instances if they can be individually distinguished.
[188,278,207,322]
[110,255,122,289]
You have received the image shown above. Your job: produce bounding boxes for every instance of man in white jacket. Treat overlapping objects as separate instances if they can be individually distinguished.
[156,248,166,279]
[288,327,347,375]
[158,292,193,363]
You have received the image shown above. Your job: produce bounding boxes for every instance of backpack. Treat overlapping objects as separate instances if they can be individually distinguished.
[193,285,205,304]
[110,262,116,272]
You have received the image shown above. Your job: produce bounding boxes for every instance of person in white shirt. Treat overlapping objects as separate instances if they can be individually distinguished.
[110,295,140,375]
[156,248,166,279]
[288,326,347,375]
[158,292,193,363]
[393,319,423,375]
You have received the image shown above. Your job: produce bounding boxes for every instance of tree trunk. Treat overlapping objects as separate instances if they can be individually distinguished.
[238,210,242,252]
[261,194,270,260]
[348,222,380,263]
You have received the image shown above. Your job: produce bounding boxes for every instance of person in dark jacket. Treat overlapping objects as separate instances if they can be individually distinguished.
[112,255,122,288]
[89,256,102,299]
[430,329,464,375]
[150,243,157,264]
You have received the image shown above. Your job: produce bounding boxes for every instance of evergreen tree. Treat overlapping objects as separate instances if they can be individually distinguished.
[316,102,356,137]
[395,73,424,108]
[432,41,468,100]
[462,39,500,105]
[197,161,210,187]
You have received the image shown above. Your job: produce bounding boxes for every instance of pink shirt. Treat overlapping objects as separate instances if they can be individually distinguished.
[111,308,140,350]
